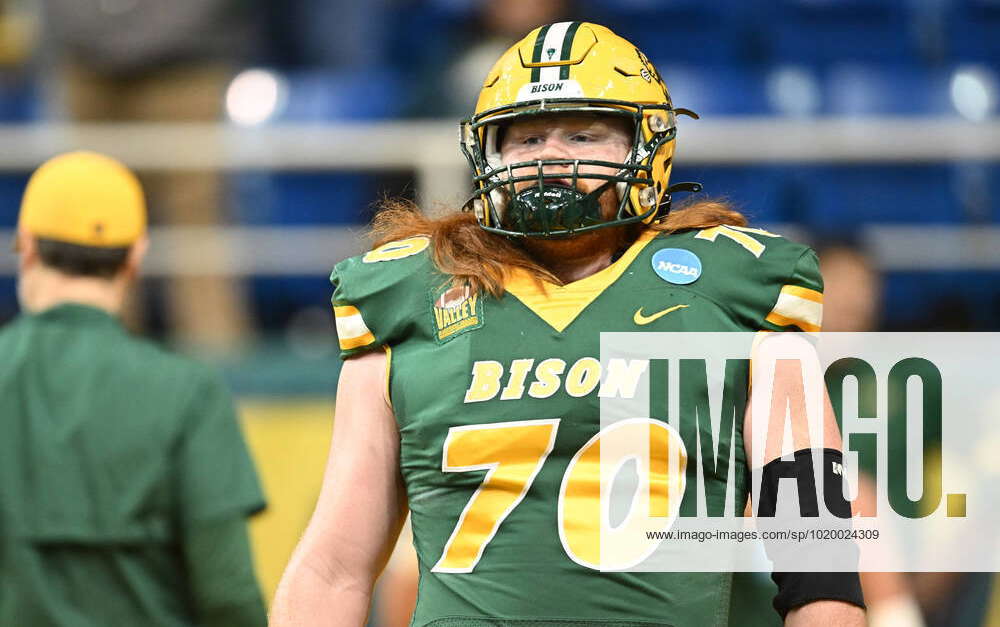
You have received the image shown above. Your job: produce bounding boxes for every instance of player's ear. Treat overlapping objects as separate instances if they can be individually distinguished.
[14,228,39,270]
[123,234,148,280]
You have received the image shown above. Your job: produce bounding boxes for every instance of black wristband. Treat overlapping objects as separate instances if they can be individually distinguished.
[757,448,852,519]
[771,570,865,618]
[757,449,866,618]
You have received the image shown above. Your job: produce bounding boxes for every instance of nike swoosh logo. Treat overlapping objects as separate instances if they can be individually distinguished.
[633,304,689,325]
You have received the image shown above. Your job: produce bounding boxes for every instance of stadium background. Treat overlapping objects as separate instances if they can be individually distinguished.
[1,0,998,624]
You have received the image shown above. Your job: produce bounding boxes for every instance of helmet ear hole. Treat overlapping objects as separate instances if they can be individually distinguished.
[647,114,670,133]
[639,186,657,208]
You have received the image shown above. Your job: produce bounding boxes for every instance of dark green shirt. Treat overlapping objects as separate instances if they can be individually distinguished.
[0,304,266,626]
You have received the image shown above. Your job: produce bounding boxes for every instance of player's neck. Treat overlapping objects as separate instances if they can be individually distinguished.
[19,266,127,316]
[519,225,634,285]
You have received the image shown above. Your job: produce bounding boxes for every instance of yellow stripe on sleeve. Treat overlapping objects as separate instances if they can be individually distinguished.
[779,285,823,304]
[333,304,376,350]
[765,311,822,334]
[765,284,823,333]
[333,305,361,318]
[339,331,377,350]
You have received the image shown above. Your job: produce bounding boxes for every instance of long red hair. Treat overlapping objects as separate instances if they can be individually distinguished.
[369,198,748,298]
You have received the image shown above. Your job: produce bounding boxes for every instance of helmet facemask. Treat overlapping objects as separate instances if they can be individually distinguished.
[461,102,680,239]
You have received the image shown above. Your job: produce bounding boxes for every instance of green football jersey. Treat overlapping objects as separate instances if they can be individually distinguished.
[331,226,823,627]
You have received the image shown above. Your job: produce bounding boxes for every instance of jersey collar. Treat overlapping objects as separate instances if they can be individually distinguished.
[31,302,121,328]
[503,228,659,333]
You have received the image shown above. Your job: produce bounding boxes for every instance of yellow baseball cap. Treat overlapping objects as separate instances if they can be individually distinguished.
[18,151,146,248]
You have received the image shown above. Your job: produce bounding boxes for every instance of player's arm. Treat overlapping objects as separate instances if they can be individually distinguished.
[743,354,866,627]
[784,598,866,626]
[270,349,407,626]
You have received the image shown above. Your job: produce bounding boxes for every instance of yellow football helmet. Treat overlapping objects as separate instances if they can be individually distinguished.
[460,21,700,238]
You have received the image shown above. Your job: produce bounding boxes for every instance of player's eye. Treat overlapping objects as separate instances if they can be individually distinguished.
[569,132,596,143]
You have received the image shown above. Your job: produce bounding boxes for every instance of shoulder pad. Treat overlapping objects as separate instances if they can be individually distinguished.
[669,226,824,332]
[330,236,436,357]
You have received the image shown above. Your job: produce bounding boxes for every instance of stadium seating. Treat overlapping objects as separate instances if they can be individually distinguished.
[824,63,953,115]
[233,68,403,228]
[946,0,1000,63]
[658,65,774,115]
[0,73,38,122]
[581,0,746,65]
[233,68,404,325]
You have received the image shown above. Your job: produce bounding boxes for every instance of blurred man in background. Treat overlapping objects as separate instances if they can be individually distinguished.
[0,0,35,68]
[0,151,267,626]
[819,243,881,334]
[0,0,38,123]
[38,0,258,352]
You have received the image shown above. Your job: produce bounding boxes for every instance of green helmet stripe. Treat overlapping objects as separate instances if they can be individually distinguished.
[530,24,552,83]
[559,21,582,80]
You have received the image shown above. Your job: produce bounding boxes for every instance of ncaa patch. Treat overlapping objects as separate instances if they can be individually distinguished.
[431,283,484,344]
[652,248,702,285]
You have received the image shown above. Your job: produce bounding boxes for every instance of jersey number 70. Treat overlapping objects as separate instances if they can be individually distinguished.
[431,418,687,573]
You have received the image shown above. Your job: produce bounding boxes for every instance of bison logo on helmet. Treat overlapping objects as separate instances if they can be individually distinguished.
[635,48,670,103]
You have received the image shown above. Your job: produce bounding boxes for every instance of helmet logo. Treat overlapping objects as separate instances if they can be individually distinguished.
[515,79,584,102]
[546,47,557,60]
[635,47,670,102]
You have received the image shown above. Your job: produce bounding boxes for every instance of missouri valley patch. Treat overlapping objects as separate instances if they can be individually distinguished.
[431,283,484,343]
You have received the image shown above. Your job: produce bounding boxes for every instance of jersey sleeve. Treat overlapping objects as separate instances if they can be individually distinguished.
[680,226,824,333]
[759,247,824,333]
[176,367,266,526]
[329,235,435,359]
[183,517,267,627]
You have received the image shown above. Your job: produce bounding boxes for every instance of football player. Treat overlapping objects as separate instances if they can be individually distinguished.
[272,22,865,626]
